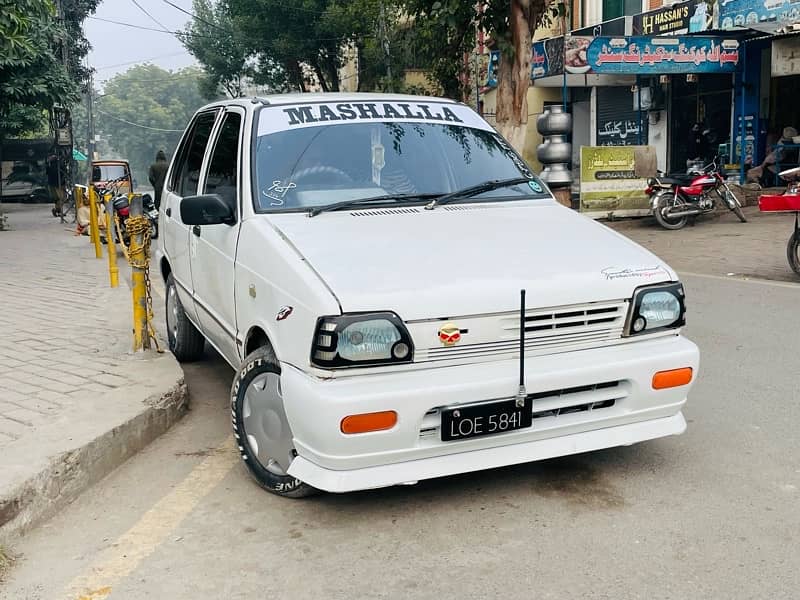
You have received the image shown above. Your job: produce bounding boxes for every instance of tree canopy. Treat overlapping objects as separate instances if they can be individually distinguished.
[0,0,98,137]
[83,65,209,186]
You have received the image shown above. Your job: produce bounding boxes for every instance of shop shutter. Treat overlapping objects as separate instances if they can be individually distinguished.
[596,86,649,146]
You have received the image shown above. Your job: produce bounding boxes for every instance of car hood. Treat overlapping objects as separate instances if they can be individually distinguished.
[267,201,676,320]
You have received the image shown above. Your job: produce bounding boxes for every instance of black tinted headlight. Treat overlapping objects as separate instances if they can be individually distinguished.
[311,312,414,368]
[625,282,686,336]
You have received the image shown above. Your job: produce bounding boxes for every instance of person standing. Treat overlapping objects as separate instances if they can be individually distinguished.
[148,150,168,210]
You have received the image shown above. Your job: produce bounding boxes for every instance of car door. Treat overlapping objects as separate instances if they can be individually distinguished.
[190,107,244,365]
[162,109,220,321]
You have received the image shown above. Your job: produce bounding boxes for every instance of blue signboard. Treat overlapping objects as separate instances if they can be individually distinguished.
[485,50,500,88]
[719,0,800,30]
[586,36,741,74]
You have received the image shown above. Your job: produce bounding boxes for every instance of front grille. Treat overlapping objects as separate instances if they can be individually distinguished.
[418,380,627,441]
[416,300,627,364]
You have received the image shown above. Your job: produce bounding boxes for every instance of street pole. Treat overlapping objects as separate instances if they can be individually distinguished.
[129,194,150,351]
[378,0,393,89]
[87,72,95,184]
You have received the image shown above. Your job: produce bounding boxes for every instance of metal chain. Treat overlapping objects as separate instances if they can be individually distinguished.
[126,215,163,353]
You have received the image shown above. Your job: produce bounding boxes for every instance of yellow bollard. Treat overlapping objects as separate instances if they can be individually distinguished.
[88,186,102,259]
[128,195,150,351]
[104,196,119,288]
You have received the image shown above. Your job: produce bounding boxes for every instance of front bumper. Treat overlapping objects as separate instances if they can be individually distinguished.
[283,335,699,492]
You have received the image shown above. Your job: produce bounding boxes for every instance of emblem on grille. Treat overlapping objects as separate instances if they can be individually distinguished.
[438,322,462,346]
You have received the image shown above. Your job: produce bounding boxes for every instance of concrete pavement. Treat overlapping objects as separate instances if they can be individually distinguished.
[0,204,187,544]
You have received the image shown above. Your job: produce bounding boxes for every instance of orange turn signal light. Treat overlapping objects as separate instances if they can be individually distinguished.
[652,367,693,390]
[341,411,398,434]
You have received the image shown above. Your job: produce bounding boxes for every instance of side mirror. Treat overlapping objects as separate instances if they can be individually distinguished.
[180,194,236,226]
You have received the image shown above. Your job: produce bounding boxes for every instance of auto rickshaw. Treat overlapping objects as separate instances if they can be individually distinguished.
[759,166,800,277]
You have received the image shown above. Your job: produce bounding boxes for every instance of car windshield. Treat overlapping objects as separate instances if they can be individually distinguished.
[253,110,548,212]
[93,164,127,182]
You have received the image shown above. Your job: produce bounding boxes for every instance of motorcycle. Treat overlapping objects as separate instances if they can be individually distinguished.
[759,166,800,277]
[98,177,158,247]
[645,158,747,230]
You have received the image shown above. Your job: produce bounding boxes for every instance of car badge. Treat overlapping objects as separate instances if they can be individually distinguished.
[276,306,294,321]
[438,322,461,346]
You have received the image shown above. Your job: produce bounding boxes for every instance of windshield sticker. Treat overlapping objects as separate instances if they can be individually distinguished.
[258,101,492,136]
[528,180,543,193]
[601,266,669,281]
[262,180,297,206]
[284,103,463,126]
[371,129,385,186]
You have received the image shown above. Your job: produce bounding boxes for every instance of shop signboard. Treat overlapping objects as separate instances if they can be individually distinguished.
[532,36,566,79]
[586,36,740,74]
[719,0,800,30]
[632,0,711,36]
[579,145,656,217]
[772,36,800,77]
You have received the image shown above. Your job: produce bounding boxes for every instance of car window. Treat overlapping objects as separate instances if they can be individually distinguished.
[253,120,543,212]
[172,111,218,197]
[203,112,241,209]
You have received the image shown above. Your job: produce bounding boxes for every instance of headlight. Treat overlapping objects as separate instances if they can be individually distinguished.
[311,312,414,368]
[625,282,685,336]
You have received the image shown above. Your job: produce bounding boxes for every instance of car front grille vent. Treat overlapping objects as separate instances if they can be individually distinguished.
[349,208,421,216]
[442,204,494,211]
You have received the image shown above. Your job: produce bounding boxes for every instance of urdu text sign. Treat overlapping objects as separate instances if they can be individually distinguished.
[586,36,740,74]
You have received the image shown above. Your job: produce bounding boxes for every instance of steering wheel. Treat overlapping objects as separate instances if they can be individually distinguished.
[291,165,354,186]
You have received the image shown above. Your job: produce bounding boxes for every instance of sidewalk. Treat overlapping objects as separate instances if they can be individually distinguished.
[0,204,187,544]
[604,205,800,283]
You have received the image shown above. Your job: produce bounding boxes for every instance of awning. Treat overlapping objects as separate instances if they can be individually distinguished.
[72,149,87,161]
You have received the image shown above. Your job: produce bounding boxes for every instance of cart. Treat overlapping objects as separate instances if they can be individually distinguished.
[758,166,800,277]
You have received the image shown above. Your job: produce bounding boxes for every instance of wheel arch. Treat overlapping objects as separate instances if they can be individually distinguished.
[160,256,172,283]
[244,325,276,358]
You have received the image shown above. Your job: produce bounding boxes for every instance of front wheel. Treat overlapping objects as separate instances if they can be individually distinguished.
[787,230,800,277]
[654,193,688,230]
[231,346,318,498]
[722,186,747,223]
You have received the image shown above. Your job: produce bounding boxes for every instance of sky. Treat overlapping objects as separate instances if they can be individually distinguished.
[85,0,198,85]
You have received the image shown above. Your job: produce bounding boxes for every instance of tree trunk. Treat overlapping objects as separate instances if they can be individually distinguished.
[312,60,331,93]
[495,0,545,152]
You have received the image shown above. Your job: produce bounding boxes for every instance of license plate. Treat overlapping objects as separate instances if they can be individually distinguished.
[441,398,533,441]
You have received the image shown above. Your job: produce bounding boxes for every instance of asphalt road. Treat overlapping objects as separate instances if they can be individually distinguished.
[2,273,800,598]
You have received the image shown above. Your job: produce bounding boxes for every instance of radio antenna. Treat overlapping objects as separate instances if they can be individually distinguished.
[516,289,526,408]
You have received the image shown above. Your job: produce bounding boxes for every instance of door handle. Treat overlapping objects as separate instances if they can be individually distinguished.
[165,207,172,217]
[192,225,201,237]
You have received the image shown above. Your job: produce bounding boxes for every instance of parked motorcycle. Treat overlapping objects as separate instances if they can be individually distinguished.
[98,177,158,246]
[645,158,747,230]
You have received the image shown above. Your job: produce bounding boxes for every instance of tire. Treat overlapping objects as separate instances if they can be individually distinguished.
[654,193,688,230]
[150,220,158,240]
[231,346,318,498]
[787,230,800,277]
[165,273,205,362]
[722,186,747,223]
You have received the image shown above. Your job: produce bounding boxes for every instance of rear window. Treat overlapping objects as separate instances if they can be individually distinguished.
[92,164,127,182]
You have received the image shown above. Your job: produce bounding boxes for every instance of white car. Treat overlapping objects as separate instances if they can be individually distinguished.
[156,93,699,497]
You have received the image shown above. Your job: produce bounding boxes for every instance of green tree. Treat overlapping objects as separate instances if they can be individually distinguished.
[87,65,209,185]
[180,0,253,98]
[0,0,98,137]
[402,0,560,150]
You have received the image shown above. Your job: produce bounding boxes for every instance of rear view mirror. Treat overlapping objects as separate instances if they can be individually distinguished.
[180,194,236,226]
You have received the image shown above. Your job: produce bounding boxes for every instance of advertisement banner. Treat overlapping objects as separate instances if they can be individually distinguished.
[580,146,656,216]
[719,0,800,30]
[532,37,565,79]
[632,0,711,35]
[587,36,740,74]
[772,36,800,76]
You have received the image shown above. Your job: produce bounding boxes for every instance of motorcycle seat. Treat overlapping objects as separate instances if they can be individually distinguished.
[657,176,694,186]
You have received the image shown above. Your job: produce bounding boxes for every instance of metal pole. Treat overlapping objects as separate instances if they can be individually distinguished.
[378,0,392,88]
[104,195,119,288]
[87,73,95,183]
[88,185,102,258]
[129,194,150,351]
[637,75,643,146]
[739,42,747,185]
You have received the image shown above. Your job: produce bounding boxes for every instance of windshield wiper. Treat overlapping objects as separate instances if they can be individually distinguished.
[307,193,440,217]
[423,177,534,210]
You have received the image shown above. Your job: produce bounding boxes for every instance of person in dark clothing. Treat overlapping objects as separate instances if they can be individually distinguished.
[148,150,168,209]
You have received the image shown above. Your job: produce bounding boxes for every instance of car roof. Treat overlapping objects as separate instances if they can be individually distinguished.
[197,92,458,112]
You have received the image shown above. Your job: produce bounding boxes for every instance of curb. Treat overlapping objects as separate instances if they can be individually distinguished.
[0,378,188,545]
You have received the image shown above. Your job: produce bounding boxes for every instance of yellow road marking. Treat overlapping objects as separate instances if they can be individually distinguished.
[64,438,236,600]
